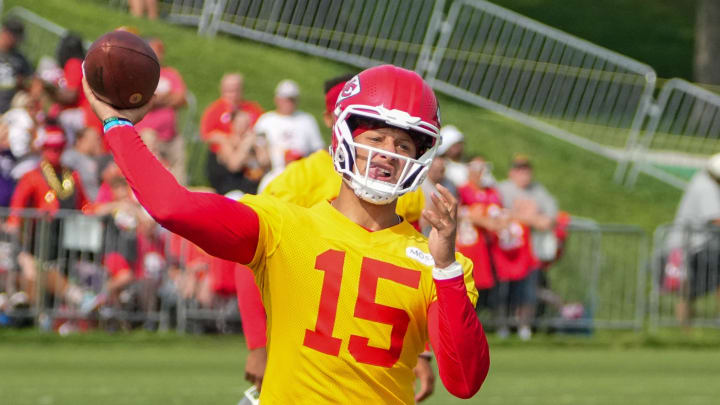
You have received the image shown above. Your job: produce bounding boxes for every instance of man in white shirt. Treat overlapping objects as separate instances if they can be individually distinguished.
[253,79,324,172]
[664,153,720,325]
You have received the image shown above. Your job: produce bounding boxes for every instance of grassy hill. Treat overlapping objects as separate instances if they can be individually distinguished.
[490,0,697,81]
[6,0,683,231]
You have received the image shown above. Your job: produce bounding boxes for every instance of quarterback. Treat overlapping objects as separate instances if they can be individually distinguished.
[83,65,489,404]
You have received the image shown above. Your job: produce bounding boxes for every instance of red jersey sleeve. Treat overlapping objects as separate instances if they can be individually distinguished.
[428,276,490,399]
[235,266,267,350]
[104,125,259,264]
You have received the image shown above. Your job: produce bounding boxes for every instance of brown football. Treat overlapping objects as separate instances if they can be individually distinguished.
[84,30,160,109]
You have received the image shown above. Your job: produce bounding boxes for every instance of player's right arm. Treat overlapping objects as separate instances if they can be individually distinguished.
[82,78,259,264]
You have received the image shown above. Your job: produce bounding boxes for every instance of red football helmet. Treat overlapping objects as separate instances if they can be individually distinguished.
[331,65,441,204]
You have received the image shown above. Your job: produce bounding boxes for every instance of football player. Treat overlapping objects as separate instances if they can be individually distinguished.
[82,64,489,404]
[240,73,436,402]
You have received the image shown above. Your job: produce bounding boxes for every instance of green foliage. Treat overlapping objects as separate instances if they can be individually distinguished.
[490,0,697,81]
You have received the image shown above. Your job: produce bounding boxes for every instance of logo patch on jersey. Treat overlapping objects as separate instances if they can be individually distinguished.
[336,75,360,104]
[406,247,435,266]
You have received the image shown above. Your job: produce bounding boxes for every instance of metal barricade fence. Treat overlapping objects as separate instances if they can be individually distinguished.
[650,223,720,329]
[625,79,720,189]
[424,0,655,171]
[528,222,648,331]
[198,0,444,71]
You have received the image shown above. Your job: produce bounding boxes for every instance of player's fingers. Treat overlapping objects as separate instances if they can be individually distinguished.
[422,209,443,229]
[256,377,263,392]
[434,184,458,215]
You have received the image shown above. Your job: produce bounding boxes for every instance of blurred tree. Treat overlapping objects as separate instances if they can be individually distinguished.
[695,0,720,84]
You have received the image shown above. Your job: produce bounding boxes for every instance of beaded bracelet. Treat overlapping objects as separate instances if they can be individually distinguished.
[102,117,133,133]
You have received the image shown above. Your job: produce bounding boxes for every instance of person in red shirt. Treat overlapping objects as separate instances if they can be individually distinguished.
[135,37,189,183]
[456,157,504,299]
[6,124,90,307]
[42,33,103,142]
[201,73,265,194]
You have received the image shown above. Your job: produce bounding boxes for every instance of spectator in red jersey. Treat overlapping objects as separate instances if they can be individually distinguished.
[92,173,166,326]
[42,33,103,143]
[201,73,264,193]
[205,110,270,195]
[456,157,504,305]
[497,154,557,340]
[135,38,188,183]
[5,125,91,307]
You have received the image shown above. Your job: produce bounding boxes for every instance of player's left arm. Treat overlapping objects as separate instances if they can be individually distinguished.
[422,184,490,399]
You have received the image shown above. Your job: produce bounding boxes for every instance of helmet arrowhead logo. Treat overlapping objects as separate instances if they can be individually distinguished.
[336,75,360,104]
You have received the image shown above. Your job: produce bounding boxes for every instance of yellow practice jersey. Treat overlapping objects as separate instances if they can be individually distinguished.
[241,194,477,405]
[262,150,426,223]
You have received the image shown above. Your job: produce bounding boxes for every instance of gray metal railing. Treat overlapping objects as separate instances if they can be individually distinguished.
[625,79,720,188]
[650,223,720,329]
[195,0,444,71]
[536,222,648,330]
[425,0,655,168]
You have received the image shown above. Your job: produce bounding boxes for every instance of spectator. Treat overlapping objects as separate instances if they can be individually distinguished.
[135,38,188,183]
[128,0,158,20]
[497,154,557,340]
[456,157,504,304]
[62,127,102,201]
[5,125,91,307]
[0,18,32,114]
[663,153,720,325]
[420,155,456,236]
[437,125,468,187]
[200,73,264,192]
[253,79,324,172]
[0,118,15,206]
[2,90,43,182]
[43,32,103,143]
[206,111,270,195]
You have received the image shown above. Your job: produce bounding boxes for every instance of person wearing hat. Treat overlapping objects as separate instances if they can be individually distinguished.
[5,124,91,309]
[496,154,558,340]
[0,18,33,114]
[437,125,468,187]
[253,79,324,172]
[664,153,720,325]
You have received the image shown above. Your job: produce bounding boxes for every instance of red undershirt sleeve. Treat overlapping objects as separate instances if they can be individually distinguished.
[428,276,490,399]
[235,266,268,350]
[105,125,259,264]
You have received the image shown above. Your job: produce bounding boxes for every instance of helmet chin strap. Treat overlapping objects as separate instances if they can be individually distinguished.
[345,177,396,205]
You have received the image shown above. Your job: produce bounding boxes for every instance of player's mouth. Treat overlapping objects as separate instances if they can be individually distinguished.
[368,163,395,181]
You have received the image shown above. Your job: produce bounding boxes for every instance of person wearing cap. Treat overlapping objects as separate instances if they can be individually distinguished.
[437,125,468,187]
[664,153,720,325]
[496,154,558,340]
[5,124,91,309]
[253,79,324,172]
[0,18,33,114]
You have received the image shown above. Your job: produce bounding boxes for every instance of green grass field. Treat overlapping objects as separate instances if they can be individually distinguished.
[1,331,720,405]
